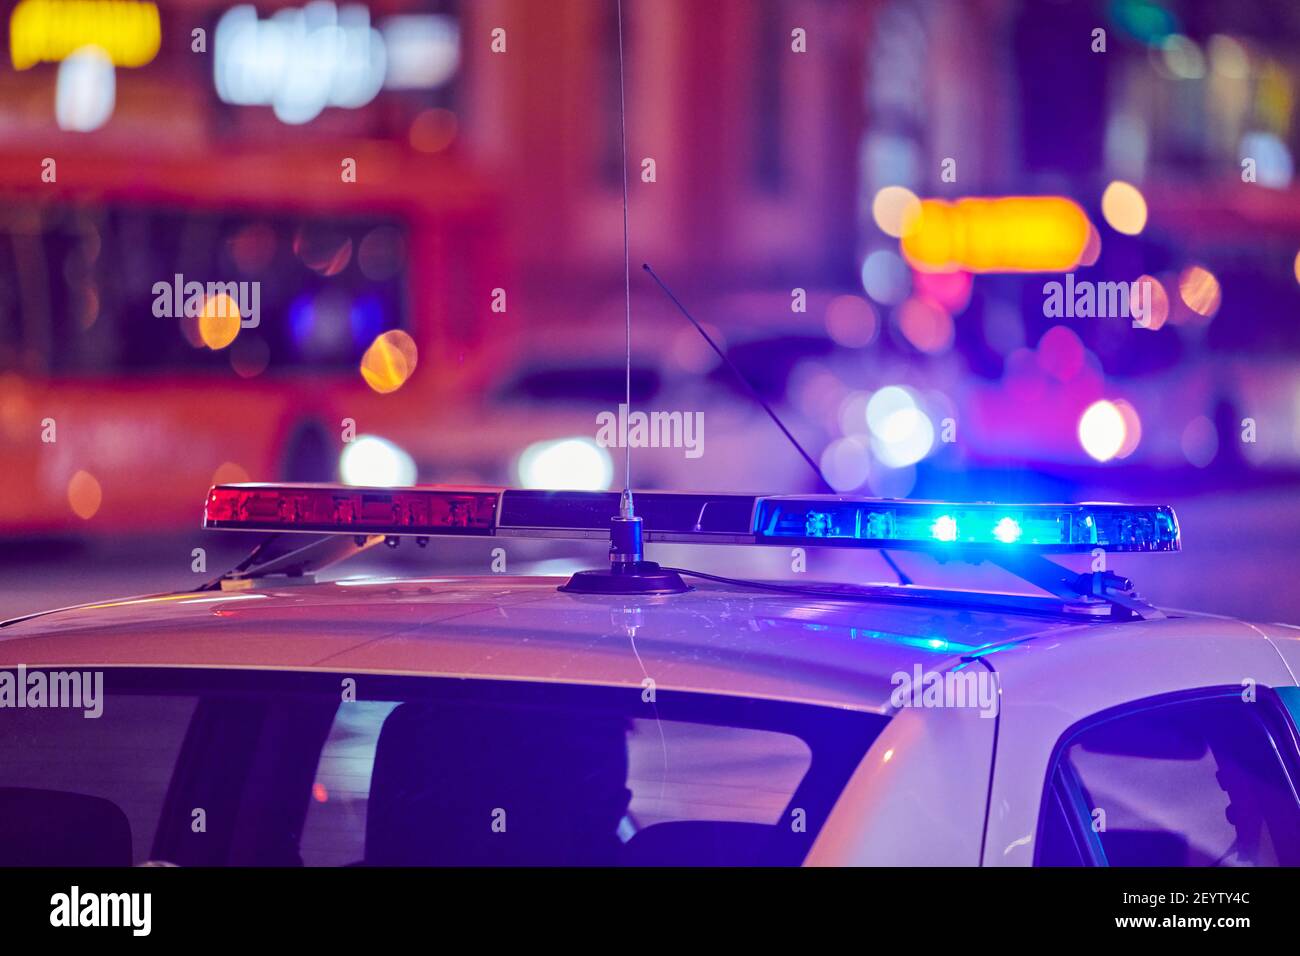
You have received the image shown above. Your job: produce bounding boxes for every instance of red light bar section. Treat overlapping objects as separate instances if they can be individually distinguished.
[204,484,500,535]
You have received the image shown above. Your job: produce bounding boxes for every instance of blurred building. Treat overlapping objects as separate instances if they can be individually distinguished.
[6,0,1300,530]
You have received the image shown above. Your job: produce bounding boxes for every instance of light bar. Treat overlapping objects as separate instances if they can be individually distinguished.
[203,485,1180,554]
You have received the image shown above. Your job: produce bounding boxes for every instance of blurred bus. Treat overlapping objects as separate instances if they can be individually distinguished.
[0,146,507,534]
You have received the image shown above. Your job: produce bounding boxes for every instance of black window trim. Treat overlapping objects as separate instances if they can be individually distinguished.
[25,666,887,867]
[1032,684,1300,866]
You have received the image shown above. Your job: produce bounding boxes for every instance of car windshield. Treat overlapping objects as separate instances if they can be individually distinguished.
[0,667,884,867]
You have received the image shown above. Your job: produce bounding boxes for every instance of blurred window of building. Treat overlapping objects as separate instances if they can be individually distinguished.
[0,202,409,375]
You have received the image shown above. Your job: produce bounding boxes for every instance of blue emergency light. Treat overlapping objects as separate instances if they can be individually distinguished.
[752,497,1179,553]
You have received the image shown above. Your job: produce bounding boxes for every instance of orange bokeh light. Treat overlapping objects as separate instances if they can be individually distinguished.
[1178,265,1222,320]
[360,330,419,394]
[199,294,241,349]
[67,469,102,520]
[900,196,1091,273]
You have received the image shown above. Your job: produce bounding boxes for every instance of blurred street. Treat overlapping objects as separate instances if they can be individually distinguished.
[2,0,1300,621]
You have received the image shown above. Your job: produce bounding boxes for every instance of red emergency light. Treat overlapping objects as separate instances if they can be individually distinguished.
[204,483,500,535]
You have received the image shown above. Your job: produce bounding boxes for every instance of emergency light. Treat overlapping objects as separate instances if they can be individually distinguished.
[204,484,1180,554]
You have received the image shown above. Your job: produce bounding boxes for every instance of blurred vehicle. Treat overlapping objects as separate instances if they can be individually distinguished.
[0,481,1297,866]
[0,145,507,534]
[448,287,848,493]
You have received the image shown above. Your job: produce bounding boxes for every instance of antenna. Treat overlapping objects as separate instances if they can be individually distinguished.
[560,0,688,595]
[643,263,828,490]
[642,262,914,587]
[617,0,634,521]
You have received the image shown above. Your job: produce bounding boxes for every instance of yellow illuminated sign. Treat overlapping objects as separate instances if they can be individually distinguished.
[900,196,1091,273]
[10,0,161,70]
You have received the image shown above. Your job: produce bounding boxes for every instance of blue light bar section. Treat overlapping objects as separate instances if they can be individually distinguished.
[753,498,1180,553]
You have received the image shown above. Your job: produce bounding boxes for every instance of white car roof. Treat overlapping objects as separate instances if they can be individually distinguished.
[0,575,1219,712]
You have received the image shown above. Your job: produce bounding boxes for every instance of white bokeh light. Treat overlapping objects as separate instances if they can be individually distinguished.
[215,3,386,125]
[517,438,613,491]
[871,406,935,468]
[865,385,917,435]
[340,435,417,486]
[56,47,116,132]
[1078,400,1127,462]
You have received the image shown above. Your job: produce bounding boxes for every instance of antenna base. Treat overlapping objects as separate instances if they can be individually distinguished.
[559,561,691,596]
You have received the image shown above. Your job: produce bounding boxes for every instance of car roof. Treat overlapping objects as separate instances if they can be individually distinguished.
[0,576,1196,713]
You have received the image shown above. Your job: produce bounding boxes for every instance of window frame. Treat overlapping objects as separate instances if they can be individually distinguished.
[8,667,886,867]
[1032,684,1300,866]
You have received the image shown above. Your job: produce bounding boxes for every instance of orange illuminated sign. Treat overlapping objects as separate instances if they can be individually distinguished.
[10,0,161,70]
[899,196,1091,273]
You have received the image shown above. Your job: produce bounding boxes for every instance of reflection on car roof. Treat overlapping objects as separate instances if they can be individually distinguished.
[0,577,1108,712]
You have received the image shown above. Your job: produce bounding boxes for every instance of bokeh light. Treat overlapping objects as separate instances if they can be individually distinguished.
[790,362,847,425]
[819,436,870,491]
[1078,223,1102,267]
[1036,325,1085,382]
[178,311,204,348]
[360,329,419,393]
[1239,131,1294,190]
[228,223,277,275]
[1101,181,1148,235]
[870,185,921,238]
[199,294,241,350]
[1161,34,1206,79]
[67,469,102,520]
[1132,274,1170,329]
[911,269,972,314]
[837,390,871,437]
[517,437,613,491]
[294,225,353,276]
[340,436,417,486]
[866,386,917,435]
[55,46,115,132]
[1113,399,1143,459]
[1177,265,1222,319]
[1208,34,1249,79]
[1078,400,1126,462]
[409,107,458,153]
[824,294,878,348]
[357,226,406,282]
[896,297,954,354]
[860,249,912,305]
[871,406,934,467]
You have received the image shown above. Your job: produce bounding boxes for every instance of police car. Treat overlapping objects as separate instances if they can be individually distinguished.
[1,482,1297,867]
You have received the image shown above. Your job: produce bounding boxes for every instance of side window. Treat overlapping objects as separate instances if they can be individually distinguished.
[299,703,813,866]
[0,695,198,865]
[1037,690,1300,866]
[300,701,398,867]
